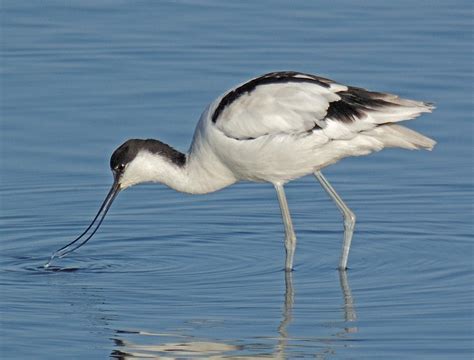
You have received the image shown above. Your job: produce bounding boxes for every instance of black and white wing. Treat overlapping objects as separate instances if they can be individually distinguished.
[211,71,434,142]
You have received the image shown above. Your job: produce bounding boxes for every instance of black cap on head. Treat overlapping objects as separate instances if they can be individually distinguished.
[110,139,186,172]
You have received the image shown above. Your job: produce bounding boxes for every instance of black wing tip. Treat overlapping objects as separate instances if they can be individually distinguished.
[324,86,394,123]
[424,101,436,111]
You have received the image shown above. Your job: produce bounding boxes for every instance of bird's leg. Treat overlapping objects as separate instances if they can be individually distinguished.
[274,183,297,271]
[314,171,356,270]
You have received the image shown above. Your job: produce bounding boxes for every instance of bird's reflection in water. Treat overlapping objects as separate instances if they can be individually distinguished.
[339,270,358,333]
[275,271,294,359]
[110,271,357,359]
[275,270,358,359]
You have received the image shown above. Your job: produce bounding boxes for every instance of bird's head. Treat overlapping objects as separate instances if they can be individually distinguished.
[109,139,149,190]
[46,138,186,265]
[110,138,187,190]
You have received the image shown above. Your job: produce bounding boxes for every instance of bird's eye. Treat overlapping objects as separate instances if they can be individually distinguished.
[116,163,125,171]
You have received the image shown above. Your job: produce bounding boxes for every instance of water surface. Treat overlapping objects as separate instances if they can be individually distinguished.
[1,1,472,358]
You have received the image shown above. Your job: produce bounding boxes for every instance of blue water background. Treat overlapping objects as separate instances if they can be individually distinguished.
[1,1,472,358]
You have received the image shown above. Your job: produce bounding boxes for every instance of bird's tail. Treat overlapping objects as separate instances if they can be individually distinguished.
[359,93,436,150]
[366,123,436,150]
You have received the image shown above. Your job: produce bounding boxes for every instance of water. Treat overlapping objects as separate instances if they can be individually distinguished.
[1,1,472,358]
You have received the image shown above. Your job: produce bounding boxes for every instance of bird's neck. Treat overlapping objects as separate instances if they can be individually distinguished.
[128,148,237,195]
[183,150,237,194]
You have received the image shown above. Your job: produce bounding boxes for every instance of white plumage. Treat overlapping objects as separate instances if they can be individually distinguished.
[187,72,434,187]
[47,71,435,271]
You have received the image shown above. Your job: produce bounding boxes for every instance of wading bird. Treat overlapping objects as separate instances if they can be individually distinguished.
[47,71,435,271]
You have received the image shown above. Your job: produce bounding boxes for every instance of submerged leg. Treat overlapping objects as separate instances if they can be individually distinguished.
[314,170,356,270]
[274,183,297,271]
